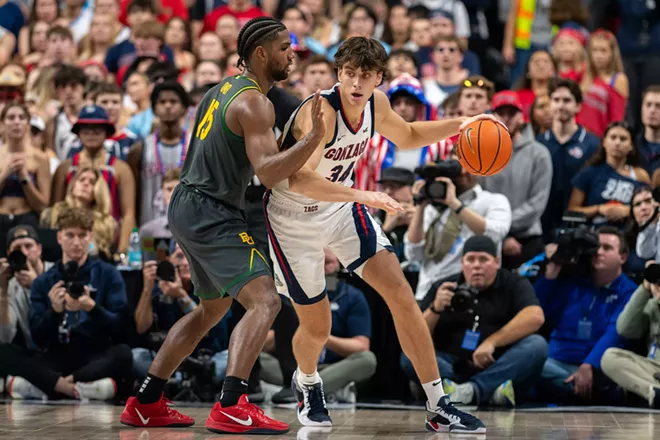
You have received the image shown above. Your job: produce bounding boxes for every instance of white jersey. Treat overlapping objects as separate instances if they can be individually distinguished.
[271,84,375,212]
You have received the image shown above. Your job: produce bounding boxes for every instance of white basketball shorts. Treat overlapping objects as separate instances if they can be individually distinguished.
[263,191,393,305]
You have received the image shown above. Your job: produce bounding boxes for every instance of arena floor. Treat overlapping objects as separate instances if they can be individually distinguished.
[2,400,660,439]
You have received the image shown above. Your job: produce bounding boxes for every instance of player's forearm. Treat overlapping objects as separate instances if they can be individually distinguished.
[400,118,465,150]
[289,169,361,203]
[257,131,324,188]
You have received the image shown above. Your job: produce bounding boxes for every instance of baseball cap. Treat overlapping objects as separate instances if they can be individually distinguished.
[491,91,523,113]
[30,116,45,132]
[378,167,415,186]
[71,105,116,136]
[6,225,40,248]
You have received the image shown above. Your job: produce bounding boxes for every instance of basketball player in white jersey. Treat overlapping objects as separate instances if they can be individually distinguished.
[265,37,503,434]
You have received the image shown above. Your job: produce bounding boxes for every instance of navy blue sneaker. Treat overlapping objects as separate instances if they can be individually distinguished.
[426,395,486,434]
[649,386,660,409]
[292,371,332,427]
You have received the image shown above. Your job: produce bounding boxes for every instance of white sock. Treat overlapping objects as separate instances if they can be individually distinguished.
[297,367,321,386]
[422,379,446,407]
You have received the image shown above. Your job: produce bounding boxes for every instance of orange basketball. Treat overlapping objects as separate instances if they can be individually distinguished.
[456,120,512,176]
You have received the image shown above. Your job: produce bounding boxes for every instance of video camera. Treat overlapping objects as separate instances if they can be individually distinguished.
[413,160,462,204]
[62,261,85,299]
[551,211,600,267]
[644,263,660,285]
[450,283,479,313]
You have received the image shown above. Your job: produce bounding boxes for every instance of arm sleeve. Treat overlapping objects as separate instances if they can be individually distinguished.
[534,275,568,327]
[571,167,592,193]
[267,87,302,132]
[91,267,128,329]
[636,222,660,260]
[510,148,553,234]
[585,293,631,369]
[616,285,651,339]
[28,276,62,349]
[484,194,512,242]
[509,275,540,314]
[344,287,372,339]
[403,206,438,262]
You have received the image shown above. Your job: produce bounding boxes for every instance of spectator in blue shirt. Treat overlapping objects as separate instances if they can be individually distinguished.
[0,0,25,40]
[0,207,132,401]
[637,85,660,180]
[537,78,600,242]
[568,122,650,228]
[534,226,637,404]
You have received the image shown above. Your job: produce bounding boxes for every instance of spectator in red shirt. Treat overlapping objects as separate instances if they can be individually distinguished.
[514,50,556,122]
[118,0,188,26]
[578,30,629,137]
[202,0,266,35]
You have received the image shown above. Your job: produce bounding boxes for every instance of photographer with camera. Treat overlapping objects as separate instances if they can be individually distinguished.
[404,151,511,299]
[0,207,132,400]
[636,187,660,262]
[133,240,231,392]
[535,226,637,404]
[600,261,660,408]
[400,236,547,407]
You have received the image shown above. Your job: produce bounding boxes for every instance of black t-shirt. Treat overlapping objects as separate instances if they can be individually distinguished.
[420,269,540,358]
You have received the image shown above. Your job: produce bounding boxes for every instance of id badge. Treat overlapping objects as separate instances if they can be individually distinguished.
[649,342,657,360]
[577,320,592,340]
[461,330,481,351]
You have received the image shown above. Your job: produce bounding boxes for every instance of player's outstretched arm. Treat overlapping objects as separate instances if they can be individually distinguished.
[242,90,326,188]
[372,90,506,150]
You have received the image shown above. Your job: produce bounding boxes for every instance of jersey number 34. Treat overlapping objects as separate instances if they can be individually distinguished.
[327,162,355,183]
[196,99,220,140]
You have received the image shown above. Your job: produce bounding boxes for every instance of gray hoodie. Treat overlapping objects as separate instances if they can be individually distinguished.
[480,125,553,238]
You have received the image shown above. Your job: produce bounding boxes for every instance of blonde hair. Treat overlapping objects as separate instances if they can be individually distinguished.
[583,30,624,89]
[41,167,117,257]
[78,13,120,62]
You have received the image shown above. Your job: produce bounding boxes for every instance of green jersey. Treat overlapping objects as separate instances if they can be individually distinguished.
[180,75,262,210]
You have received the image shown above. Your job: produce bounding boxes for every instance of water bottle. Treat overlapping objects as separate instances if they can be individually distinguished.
[127,227,142,269]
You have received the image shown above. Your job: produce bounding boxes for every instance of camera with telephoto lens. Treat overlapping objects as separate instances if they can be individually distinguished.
[62,261,85,299]
[414,160,463,204]
[551,211,600,267]
[644,264,660,285]
[451,283,479,313]
[7,250,28,273]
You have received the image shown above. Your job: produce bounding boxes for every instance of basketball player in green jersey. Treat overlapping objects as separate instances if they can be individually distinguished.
[120,17,326,435]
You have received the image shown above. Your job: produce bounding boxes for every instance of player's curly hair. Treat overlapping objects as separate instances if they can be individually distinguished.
[236,17,287,70]
[56,207,95,232]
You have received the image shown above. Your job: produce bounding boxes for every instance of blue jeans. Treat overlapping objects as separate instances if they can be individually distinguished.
[537,357,624,404]
[131,348,229,383]
[400,334,548,404]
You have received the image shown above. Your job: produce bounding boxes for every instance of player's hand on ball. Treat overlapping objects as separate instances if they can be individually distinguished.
[310,89,326,140]
[359,191,404,214]
[459,114,508,133]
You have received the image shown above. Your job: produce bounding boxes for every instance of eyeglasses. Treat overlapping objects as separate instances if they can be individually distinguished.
[435,46,457,53]
[632,197,654,208]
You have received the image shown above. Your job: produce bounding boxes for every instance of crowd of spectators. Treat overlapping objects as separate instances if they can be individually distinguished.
[1,0,660,410]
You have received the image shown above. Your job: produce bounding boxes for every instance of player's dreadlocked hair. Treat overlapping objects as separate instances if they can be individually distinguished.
[236,17,287,70]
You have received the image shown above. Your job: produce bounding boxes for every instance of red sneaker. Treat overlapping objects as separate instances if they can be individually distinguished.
[206,395,289,434]
[120,395,195,427]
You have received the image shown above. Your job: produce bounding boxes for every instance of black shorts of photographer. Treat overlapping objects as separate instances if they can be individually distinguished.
[400,236,548,406]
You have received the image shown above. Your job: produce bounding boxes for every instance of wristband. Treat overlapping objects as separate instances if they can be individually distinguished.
[429,304,443,315]
[454,202,465,215]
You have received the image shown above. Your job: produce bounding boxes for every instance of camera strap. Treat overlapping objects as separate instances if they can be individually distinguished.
[424,208,463,262]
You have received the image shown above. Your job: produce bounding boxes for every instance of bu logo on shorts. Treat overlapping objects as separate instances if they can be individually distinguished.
[239,232,255,245]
